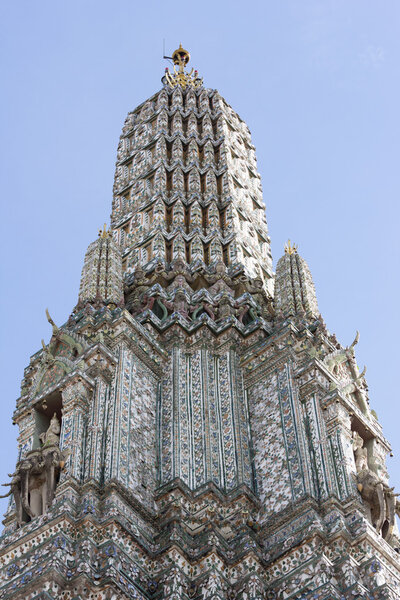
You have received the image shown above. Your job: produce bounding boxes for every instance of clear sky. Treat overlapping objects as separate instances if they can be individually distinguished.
[0,1,399,517]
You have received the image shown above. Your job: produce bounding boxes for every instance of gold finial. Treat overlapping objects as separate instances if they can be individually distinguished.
[164,44,203,90]
[172,44,190,66]
[284,240,298,255]
[98,224,111,239]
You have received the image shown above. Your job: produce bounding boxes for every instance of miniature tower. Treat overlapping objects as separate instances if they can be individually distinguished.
[1,46,399,600]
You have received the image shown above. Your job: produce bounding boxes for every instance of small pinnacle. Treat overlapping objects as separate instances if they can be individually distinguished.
[284,240,298,255]
[99,224,111,239]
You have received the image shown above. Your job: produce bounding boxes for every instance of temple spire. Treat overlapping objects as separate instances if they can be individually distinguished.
[76,228,124,309]
[274,243,319,320]
[4,47,399,600]
[111,68,273,295]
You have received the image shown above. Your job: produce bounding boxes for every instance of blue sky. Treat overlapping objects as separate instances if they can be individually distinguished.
[0,1,399,516]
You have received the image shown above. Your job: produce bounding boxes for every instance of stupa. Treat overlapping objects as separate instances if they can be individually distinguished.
[0,45,399,600]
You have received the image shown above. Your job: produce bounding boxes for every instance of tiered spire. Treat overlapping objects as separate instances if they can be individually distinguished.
[76,225,124,309]
[2,45,400,600]
[111,47,273,296]
[274,241,319,320]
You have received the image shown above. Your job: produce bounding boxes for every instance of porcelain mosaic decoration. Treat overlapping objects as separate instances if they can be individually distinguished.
[1,46,399,599]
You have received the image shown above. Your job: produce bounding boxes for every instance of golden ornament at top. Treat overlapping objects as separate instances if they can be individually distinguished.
[172,44,190,66]
[284,240,298,255]
[98,223,112,239]
[165,44,203,90]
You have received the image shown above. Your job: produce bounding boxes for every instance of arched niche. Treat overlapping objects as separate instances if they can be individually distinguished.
[33,391,63,450]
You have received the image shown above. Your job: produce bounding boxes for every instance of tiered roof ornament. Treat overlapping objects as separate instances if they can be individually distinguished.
[164,43,203,89]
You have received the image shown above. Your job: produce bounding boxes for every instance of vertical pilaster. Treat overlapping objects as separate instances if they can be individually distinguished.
[16,412,36,459]
[85,376,110,482]
[323,395,357,499]
[159,346,254,492]
[105,344,158,505]
[60,379,91,482]
[276,362,307,501]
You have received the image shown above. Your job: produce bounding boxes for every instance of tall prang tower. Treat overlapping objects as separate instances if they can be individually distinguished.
[1,46,400,599]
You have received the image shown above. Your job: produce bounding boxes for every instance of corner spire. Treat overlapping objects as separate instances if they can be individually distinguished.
[274,244,319,320]
[77,229,124,309]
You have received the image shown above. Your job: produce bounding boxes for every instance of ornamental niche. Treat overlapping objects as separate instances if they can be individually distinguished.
[1,413,66,525]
